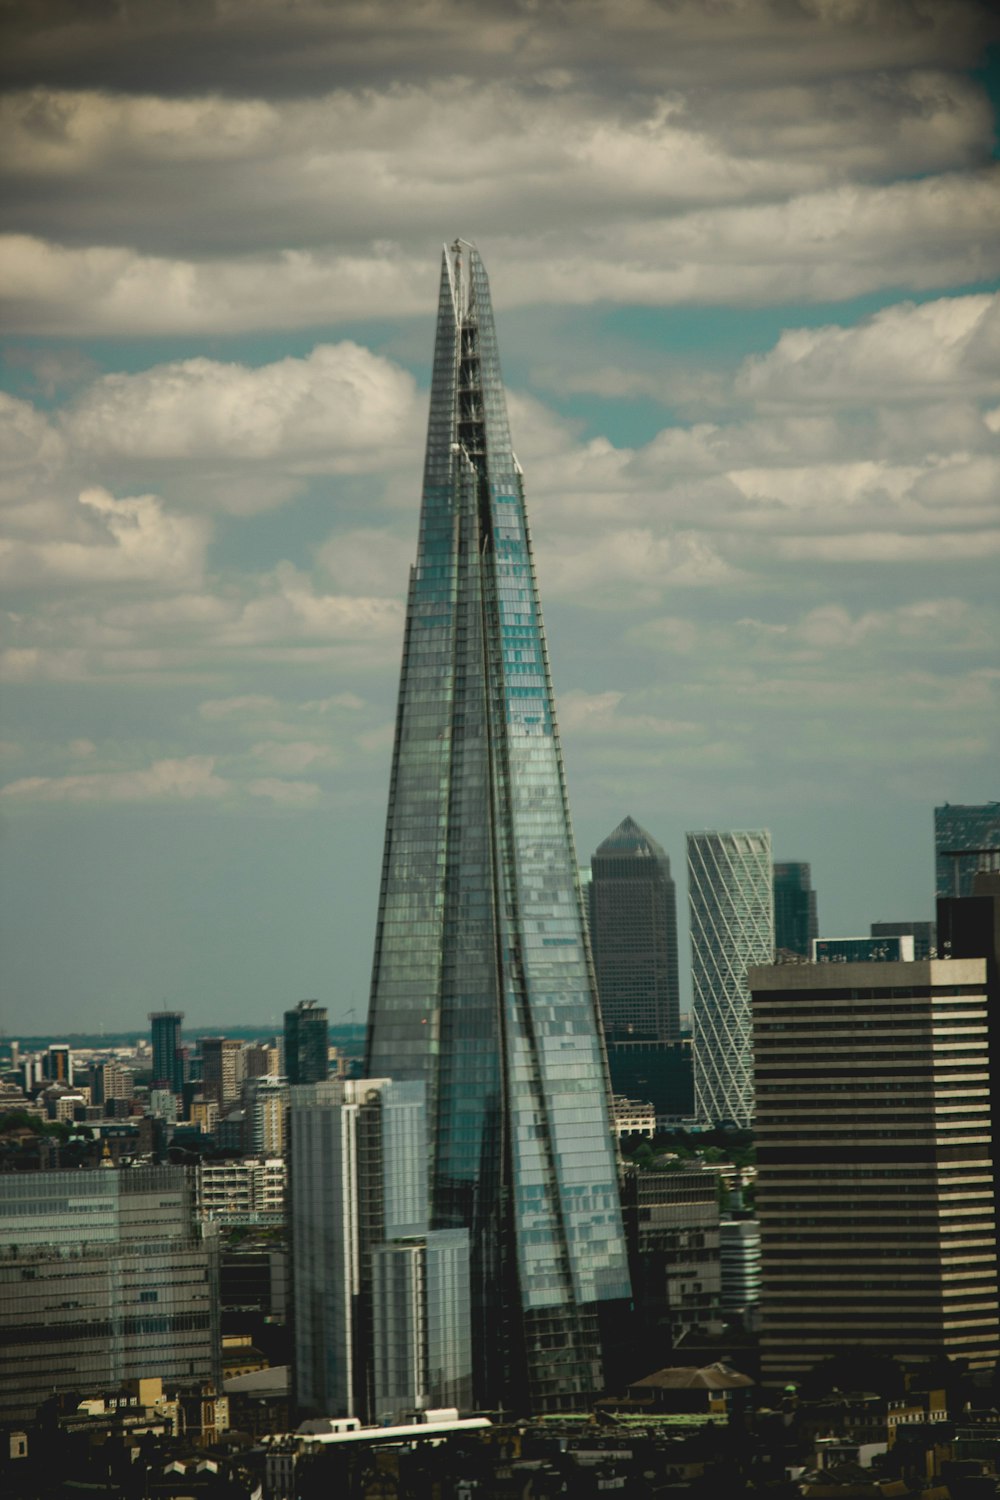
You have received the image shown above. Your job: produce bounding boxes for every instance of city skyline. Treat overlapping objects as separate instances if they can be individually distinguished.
[1,2,998,1034]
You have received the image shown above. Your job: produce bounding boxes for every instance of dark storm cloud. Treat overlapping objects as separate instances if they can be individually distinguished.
[1,0,997,100]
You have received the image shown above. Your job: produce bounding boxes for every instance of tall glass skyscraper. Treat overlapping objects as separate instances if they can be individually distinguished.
[365,241,630,1412]
[149,1009,185,1094]
[590,815,680,1042]
[772,861,818,958]
[284,999,329,1085]
[934,803,1000,898]
[688,830,773,1128]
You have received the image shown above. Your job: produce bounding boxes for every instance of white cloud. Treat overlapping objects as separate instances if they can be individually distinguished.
[5,167,999,335]
[65,344,420,471]
[0,486,209,588]
[739,291,1000,405]
[0,755,229,803]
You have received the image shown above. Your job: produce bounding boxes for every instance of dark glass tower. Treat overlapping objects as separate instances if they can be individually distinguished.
[149,1010,185,1094]
[772,862,818,958]
[935,803,1000,898]
[284,1000,329,1085]
[590,815,680,1042]
[365,241,630,1412]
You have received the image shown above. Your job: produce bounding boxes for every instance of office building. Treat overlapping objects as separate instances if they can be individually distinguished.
[620,1165,721,1370]
[44,1042,72,1085]
[197,1158,286,1224]
[772,862,817,958]
[688,830,773,1128]
[871,919,936,961]
[288,1078,471,1422]
[91,1060,134,1108]
[590,815,680,1042]
[149,1010,185,1095]
[364,241,630,1411]
[938,872,1000,1258]
[201,1036,243,1111]
[284,1000,329,1085]
[935,802,1000,898]
[243,1042,281,1082]
[751,958,999,1387]
[372,1230,473,1422]
[245,1073,289,1156]
[0,1166,220,1423]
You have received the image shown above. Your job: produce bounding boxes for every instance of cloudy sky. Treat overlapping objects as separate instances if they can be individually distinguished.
[1,0,998,1037]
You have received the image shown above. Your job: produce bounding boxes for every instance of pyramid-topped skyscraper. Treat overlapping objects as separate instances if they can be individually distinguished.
[590,816,680,1043]
[366,242,630,1411]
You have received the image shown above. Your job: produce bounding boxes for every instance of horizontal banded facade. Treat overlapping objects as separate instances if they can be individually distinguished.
[750,958,999,1388]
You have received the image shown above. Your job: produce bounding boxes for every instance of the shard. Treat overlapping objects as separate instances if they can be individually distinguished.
[366,241,631,1411]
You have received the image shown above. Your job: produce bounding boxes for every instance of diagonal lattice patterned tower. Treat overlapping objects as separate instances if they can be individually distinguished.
[365,242,631,1412]
[688,830,773,1127]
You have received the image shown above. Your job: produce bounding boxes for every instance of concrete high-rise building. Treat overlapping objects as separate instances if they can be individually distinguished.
[91,1060,134,1108]
[688,830,773,1128]
[149,1010,185,1095]
[938,872,1000,1268]
[364,241,630,1412]
[201,1036,243,1111]
[871,919,936,961]
[751,957,999,1387]
[935,802,1000,898]
[772,861,817,958]
[590,815,680,1043]
[288,1079,471,1422]
[0,1166,220,1423]
[245,1074,289,1156]
[243,1042,281,1083]
[284,1001,329,1086]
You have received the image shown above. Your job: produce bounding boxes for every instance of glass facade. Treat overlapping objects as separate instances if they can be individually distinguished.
[371,1229,473,1421]
[590,815,680,1042]
[289,1077,451,1421]
[283,1000,329,1085]
[0,1167,219,1424]
[365,242,630,1411]
[772,861,817,958]
[150,1010,185,1094]
[935,803,1000,898]
[688,829,773,1128]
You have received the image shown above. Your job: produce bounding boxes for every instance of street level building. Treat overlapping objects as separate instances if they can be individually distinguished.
[0,1166,220,1424]
[364,241,630,1411]
[751,957,999,1387]
[688,830,773,1128]
[590,815,680,1042]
